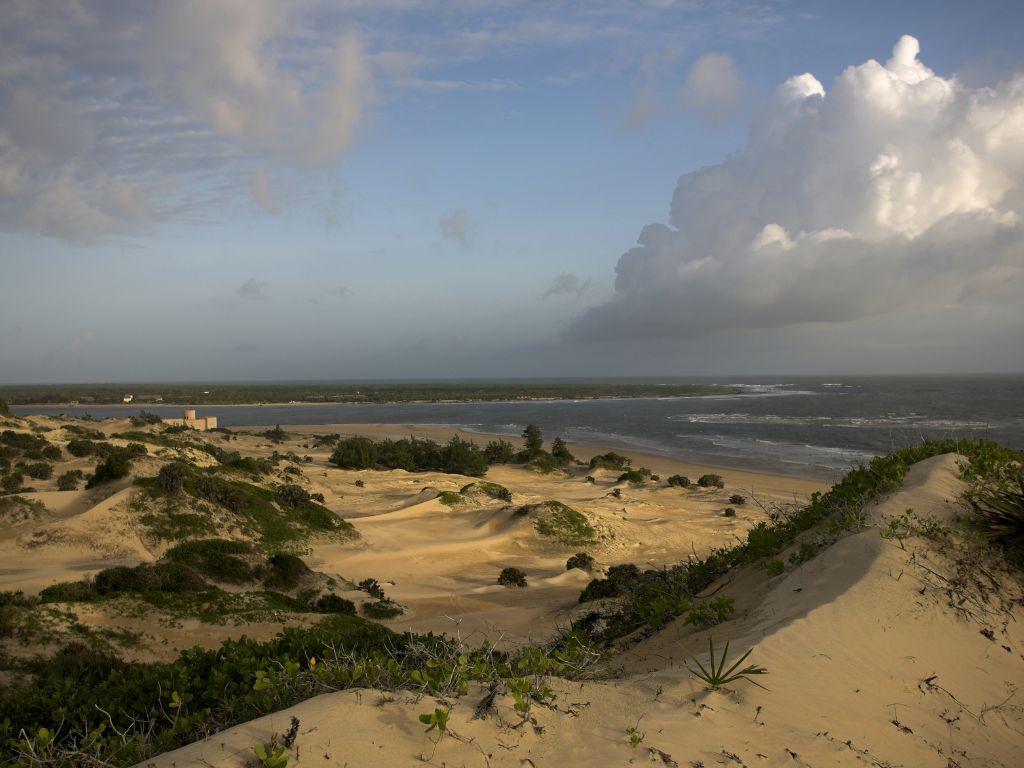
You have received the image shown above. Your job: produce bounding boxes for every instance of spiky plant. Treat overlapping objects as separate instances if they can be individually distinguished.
[687,637,768,690]
[971,475,1024,551]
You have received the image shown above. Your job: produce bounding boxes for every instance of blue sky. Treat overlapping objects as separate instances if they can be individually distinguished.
[1,1,1023,382]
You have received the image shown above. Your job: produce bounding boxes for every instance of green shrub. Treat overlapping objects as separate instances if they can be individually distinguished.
[578,563,641,603]
[531,501,597,546]
[157,462,189,494]
[2,472,24,492]
[666,474,691,487]
[357,578,386,599]
[698,474,724,489]
[484,439,516,463]
[39,580,97,602]
[729,494,746,505]
[497,567,527,587]
[94,562,208,595]
[23,462,52,480]
[566,552,595,571]
[589,452,631,471]
[264,553,311,591]
[264,425,289,443]
[86,451,134,488]
[617,468,650,484]
[329,436,379,469]
[522,424,543,457]
[685,596,735,628]
[277,483,311,508]
[42,445,62,461]
[165,539,255,583]
[57,470,84,490]
[437,490,463,506]
[0,398,9,417]
[460,481,512,502]
[765,559,785,576]
[361,600,404,619]
[723,507,736,517]
[311,594,356,614]
[67,439,114,458]
[551,437,574,463]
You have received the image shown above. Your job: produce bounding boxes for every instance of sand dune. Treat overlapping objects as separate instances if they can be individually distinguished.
[145,453,1024,768]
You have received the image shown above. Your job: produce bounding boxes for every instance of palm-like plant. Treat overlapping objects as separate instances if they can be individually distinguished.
[687,637,768,690]
[971,476,1024,550]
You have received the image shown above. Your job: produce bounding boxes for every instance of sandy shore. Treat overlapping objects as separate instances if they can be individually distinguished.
[144,453,1024,768]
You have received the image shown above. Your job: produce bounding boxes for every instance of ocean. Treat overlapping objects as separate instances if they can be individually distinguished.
[12,375,1023,482]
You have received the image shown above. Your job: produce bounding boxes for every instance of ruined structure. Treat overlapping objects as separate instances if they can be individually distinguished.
[162,408,218,431]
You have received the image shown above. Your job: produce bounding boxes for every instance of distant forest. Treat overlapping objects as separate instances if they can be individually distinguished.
[0,382,736,406]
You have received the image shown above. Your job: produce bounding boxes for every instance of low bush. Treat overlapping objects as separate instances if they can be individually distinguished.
[566,552,595,571]
[86,450,135,488]
[765,559,785,576]
[685,596,735,628]
[530,501,597,546]
[165,539,255,583]
[697,474,725,489]
[22,462,52,480]
[460,481,513,502]
[264,553,312,591]
[277,483,311,508]
[666,474,691,488]
[311,594,356,614]
[589,452,631,471]
[723,507,737,517]
[57,470,84,490]
[497,567,527,587]
[484,439,516,464]
[729,494,746,505]
[617,468,650,484]
[361,599,404,619]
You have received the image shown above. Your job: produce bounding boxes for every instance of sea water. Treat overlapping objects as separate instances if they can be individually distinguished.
[14,375,1023,482]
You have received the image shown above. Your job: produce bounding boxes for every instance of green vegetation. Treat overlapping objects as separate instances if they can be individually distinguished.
[437,491,463,506]
[589,452,632,471]
[136,464,355,548]
[566,552,595,571]
[729,494,746,505]
[617,468,651,484]
[263,553,312,591]
[460,481,513,502]
[56,470,84,490]
[361,600,404,619]
[684,596,735,627]
[164,539,255,582]
[483,438,516,463]
[86,444,147,488]
[0,397,10,416]
[1,381,736,406]
[697,473,725,489]
[573,439,1022,645]
[522,424,543,456]
[329,434,488,477]
[527,501,597,546]
[497,566,528,587]
[688,638,768,690]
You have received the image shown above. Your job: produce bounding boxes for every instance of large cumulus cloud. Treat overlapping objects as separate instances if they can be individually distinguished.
[572,36,1024,340]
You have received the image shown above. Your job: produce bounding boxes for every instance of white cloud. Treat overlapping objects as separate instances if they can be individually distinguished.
[440,208,471,248]
[680,52,743,122]
[573,36,1024,341]
[0,1,372,242]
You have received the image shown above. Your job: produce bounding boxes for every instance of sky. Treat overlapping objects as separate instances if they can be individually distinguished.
[1,0,1023,383]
